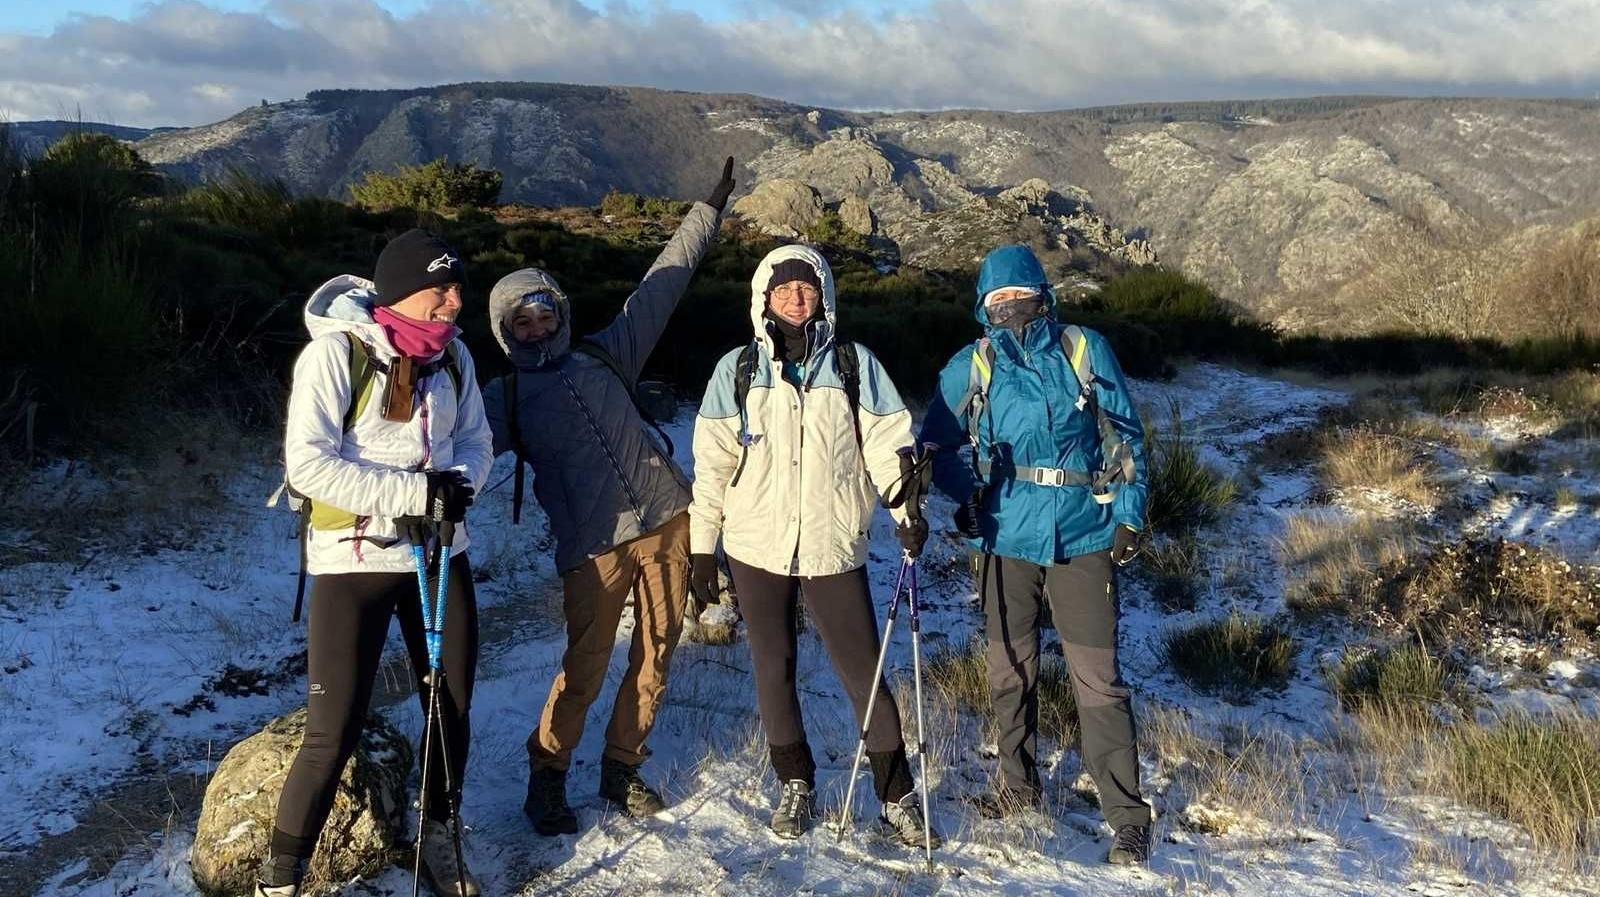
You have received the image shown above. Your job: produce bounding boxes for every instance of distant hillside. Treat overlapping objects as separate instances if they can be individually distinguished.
[133,84,1600,321]
[9,121,158,158]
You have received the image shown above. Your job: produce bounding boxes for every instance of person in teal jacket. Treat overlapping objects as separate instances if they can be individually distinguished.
[919,244,1152,865]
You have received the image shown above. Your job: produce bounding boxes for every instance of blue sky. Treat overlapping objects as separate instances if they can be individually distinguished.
[2,0,1596,127]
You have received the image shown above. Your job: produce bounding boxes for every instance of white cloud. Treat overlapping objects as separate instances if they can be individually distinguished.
[1,0,1597,127]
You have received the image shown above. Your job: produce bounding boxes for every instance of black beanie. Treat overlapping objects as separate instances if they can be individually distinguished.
[374,229,468,307]
[766,258,822,294]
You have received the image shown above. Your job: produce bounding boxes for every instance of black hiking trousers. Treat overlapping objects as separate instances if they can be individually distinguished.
[270,556,478,860]
[981,550,1150,830]
[728,557,915,804]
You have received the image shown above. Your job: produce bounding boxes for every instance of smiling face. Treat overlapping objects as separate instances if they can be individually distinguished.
[511,305,560,342]
[767,280,821,327]
[388,283,464,323]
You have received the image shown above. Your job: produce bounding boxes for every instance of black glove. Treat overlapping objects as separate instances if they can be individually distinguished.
[705,157,736,212]
[1111,525,1141,566]
[690,553,721,606]
[953,488,985,539]
[424,470,474,524]
[896,518,929,558]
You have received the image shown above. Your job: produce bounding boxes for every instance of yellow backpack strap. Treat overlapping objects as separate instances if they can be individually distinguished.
[343,335,380,432]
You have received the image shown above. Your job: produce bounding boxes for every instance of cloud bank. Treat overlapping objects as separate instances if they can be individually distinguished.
[3,0,1598,127]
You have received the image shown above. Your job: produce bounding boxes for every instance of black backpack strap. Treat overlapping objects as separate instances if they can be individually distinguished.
[729,340,759,488]
[292,504,310,622]
[501,372,532,525]
[833,340,863,450]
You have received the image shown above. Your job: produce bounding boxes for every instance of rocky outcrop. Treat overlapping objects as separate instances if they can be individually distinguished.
[838,196,876,236]
[732,178,824,238]
[189,709,413,897]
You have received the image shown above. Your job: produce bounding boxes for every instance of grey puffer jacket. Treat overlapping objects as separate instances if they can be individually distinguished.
[484,202,722,573]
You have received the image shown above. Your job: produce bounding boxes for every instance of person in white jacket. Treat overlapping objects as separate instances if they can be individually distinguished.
[257,230,493,897]
[687,244,941,846]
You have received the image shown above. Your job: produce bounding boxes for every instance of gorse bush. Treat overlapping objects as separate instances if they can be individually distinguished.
[351,159,503,212]
[1164,612,1296,699]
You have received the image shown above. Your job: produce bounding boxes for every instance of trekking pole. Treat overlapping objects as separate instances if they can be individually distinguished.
[837,555,909,843]
[837,444,939,857]
[907,553,933,871]
[410,516,468,897]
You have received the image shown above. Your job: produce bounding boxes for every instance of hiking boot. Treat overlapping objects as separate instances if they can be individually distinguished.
[770,779,815,840]
[600,757,667,817]
[878,792,944,850]
[970,787,1041,820]
[523,767,579,836]
[253,855,303,897]
[418,819,482,897]
[1106,823,1151,865]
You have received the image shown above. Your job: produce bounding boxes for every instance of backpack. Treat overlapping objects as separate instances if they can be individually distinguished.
[270,334,463,621]
[728,338,862,488]
[500,338,677,525]
[954,324,1135,503]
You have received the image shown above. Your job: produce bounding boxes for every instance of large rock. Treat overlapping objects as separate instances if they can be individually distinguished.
[732,178,824,238]
[838,196,876,236]
[190,709,413,897]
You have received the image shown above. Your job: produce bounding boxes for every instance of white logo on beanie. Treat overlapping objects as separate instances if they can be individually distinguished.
[427,253,457,273]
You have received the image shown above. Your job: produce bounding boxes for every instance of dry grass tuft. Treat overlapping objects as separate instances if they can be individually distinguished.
[1163,613,1296,700]
[925,637,1078,747]
[1327,643,1452,712]
[1278,512,1422,616]
[1140,534,1208,612]
[1320,425,1440,509]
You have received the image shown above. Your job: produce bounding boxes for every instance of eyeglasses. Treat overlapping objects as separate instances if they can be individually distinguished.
[771,284,820,301]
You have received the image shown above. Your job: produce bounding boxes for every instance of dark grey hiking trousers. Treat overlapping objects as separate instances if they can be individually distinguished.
[981,550,1150,830]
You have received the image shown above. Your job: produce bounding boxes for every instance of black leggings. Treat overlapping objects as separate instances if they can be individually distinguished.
[271,556,478,859]
[728,557,914,803]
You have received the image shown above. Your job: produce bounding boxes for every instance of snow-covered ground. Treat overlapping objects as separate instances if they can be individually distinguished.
[3,363,1598,897]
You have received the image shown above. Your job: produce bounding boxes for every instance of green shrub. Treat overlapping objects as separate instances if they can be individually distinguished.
[599,190,690,219]
[1328,643,1450,711]
[1164,613,1296,699]
[804,210,868,251]
[351,159,503,212]
[1145,399,1236,535]
[1140,534,1208,611]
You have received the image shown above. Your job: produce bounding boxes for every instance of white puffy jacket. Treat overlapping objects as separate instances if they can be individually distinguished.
[689,245,914,577]
[285,276,494,575]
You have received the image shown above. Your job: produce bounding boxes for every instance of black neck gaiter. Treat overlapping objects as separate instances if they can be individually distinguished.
[765,312,812,364]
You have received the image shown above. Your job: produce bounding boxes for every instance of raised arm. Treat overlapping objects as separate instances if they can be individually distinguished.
[588,158,735,382]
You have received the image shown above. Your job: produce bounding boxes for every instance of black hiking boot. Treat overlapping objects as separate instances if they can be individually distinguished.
[878,792,944,850]
[523,767,579,836]
[600,757,667,817]
[1106,823,1151,865]
[770,780,815,840]
[970,787,1042,820]
[253,855,304,897]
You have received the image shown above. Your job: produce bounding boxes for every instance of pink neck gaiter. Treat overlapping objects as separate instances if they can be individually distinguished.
[373,307,459,361]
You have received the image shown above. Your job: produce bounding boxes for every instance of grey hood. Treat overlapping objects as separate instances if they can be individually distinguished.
[490,267,572,370]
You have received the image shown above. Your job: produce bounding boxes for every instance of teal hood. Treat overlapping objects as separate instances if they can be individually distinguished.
[974,244,1056,327]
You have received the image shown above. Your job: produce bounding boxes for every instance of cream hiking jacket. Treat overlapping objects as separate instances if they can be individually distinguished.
[689,245,914,577]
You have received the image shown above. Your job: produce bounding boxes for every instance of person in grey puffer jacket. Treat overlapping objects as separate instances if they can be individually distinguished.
[483,158,734,837]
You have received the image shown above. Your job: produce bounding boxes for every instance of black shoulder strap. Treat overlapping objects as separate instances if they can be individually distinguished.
[834,340,863,449]
[729,341,760,488]
[501,372,532,524]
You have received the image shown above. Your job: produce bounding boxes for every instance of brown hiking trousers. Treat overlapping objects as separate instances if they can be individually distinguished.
[528,512,689,771]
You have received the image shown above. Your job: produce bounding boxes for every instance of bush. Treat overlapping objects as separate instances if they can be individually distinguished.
[599,190,690,219]
[1319,425,1439,509]
[1373,538,1600,647]
[1327,643,1450,711]
[803,210,868,251]
[1164,613,1296,699]
[1145,399,1236,535]
[351,159,503,212]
